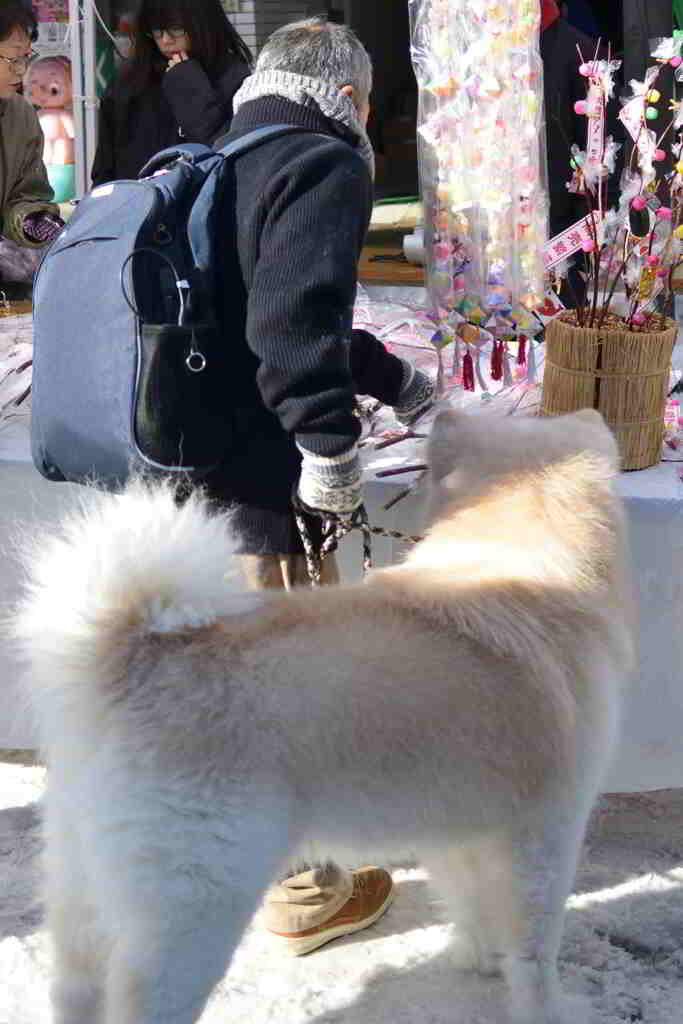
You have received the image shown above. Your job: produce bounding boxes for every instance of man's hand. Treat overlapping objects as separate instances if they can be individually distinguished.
[393,360,436,427]
[297,445,363,518]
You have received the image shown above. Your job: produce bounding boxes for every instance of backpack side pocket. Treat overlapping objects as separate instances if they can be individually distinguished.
[134,322,233,475]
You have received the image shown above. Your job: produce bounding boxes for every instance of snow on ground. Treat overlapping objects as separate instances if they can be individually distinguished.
[2,752,683,1023]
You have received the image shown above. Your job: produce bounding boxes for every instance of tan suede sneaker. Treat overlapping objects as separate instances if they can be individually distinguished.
[267,866,395,956]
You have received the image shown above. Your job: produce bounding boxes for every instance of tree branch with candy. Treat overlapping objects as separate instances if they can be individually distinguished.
[567,36,683,330]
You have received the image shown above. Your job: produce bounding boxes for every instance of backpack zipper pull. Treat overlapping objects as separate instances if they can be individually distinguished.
[175,278,191,325]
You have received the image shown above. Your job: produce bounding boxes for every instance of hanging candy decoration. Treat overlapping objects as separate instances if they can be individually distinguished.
[462,345,475,391]
[490,338,504,381]
[408,0,548,392]
[452,332,462,379]
[526,331,537,384]
[502,342,514,386]
[474,345,489,392]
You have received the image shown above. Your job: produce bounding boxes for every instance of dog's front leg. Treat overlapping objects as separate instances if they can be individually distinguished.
[502,799,597,1024]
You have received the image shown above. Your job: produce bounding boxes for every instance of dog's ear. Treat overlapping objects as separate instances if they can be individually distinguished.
[428,410,463,482]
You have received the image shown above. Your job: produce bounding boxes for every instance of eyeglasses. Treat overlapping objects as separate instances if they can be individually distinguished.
[147,28,186,41]
[0,50,37,72]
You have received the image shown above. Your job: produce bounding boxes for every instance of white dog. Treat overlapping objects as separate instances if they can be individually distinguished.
[11,409,635,1024]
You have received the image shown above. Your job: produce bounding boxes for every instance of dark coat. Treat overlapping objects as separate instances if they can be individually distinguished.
[91,57,249,186]
[541,17,598,236]
[0,95,59,246]
[202,96,406,555]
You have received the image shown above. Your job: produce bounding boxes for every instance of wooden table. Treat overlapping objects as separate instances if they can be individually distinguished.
[0,300,32,317]
[358,241,425,286]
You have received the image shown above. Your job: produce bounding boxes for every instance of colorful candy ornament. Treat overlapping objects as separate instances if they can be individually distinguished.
[410,0,548,393]
[542,42,683,332]
[462,345,475,391]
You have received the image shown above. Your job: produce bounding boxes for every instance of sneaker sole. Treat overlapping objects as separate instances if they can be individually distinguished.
[277,883,396,957]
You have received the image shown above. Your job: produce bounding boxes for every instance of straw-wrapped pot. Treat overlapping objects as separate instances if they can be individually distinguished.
[541,315,678,470]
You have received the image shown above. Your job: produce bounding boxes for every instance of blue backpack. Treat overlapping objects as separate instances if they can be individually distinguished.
[31,125,303,488]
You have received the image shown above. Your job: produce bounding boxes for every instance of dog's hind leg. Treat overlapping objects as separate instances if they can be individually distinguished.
[44,805,108,1024]
[99,804,294,1024]
[50,900,107,1024]
[103,907,245,1024]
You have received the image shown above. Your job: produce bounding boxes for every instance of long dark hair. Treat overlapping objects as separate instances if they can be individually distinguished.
[0,2,38,43]
[125,0,252,94]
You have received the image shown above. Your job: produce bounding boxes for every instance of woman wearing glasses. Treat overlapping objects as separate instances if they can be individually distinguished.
[0,0,62,272]
[91,0,252,187]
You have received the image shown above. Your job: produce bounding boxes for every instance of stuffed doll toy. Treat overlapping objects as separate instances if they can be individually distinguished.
[25,55,75,203]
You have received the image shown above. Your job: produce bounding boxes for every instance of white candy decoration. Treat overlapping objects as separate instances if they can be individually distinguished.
[409,0,549,343]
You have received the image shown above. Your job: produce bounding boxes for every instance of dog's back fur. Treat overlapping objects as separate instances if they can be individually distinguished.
[11,409,635,1024]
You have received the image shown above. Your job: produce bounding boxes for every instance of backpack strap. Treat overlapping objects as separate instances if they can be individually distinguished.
[212,124,304,156]
[185,125,315,310]
[138,142,216,178]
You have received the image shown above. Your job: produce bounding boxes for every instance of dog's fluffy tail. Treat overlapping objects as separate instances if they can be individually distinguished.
[11,480,256,687]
